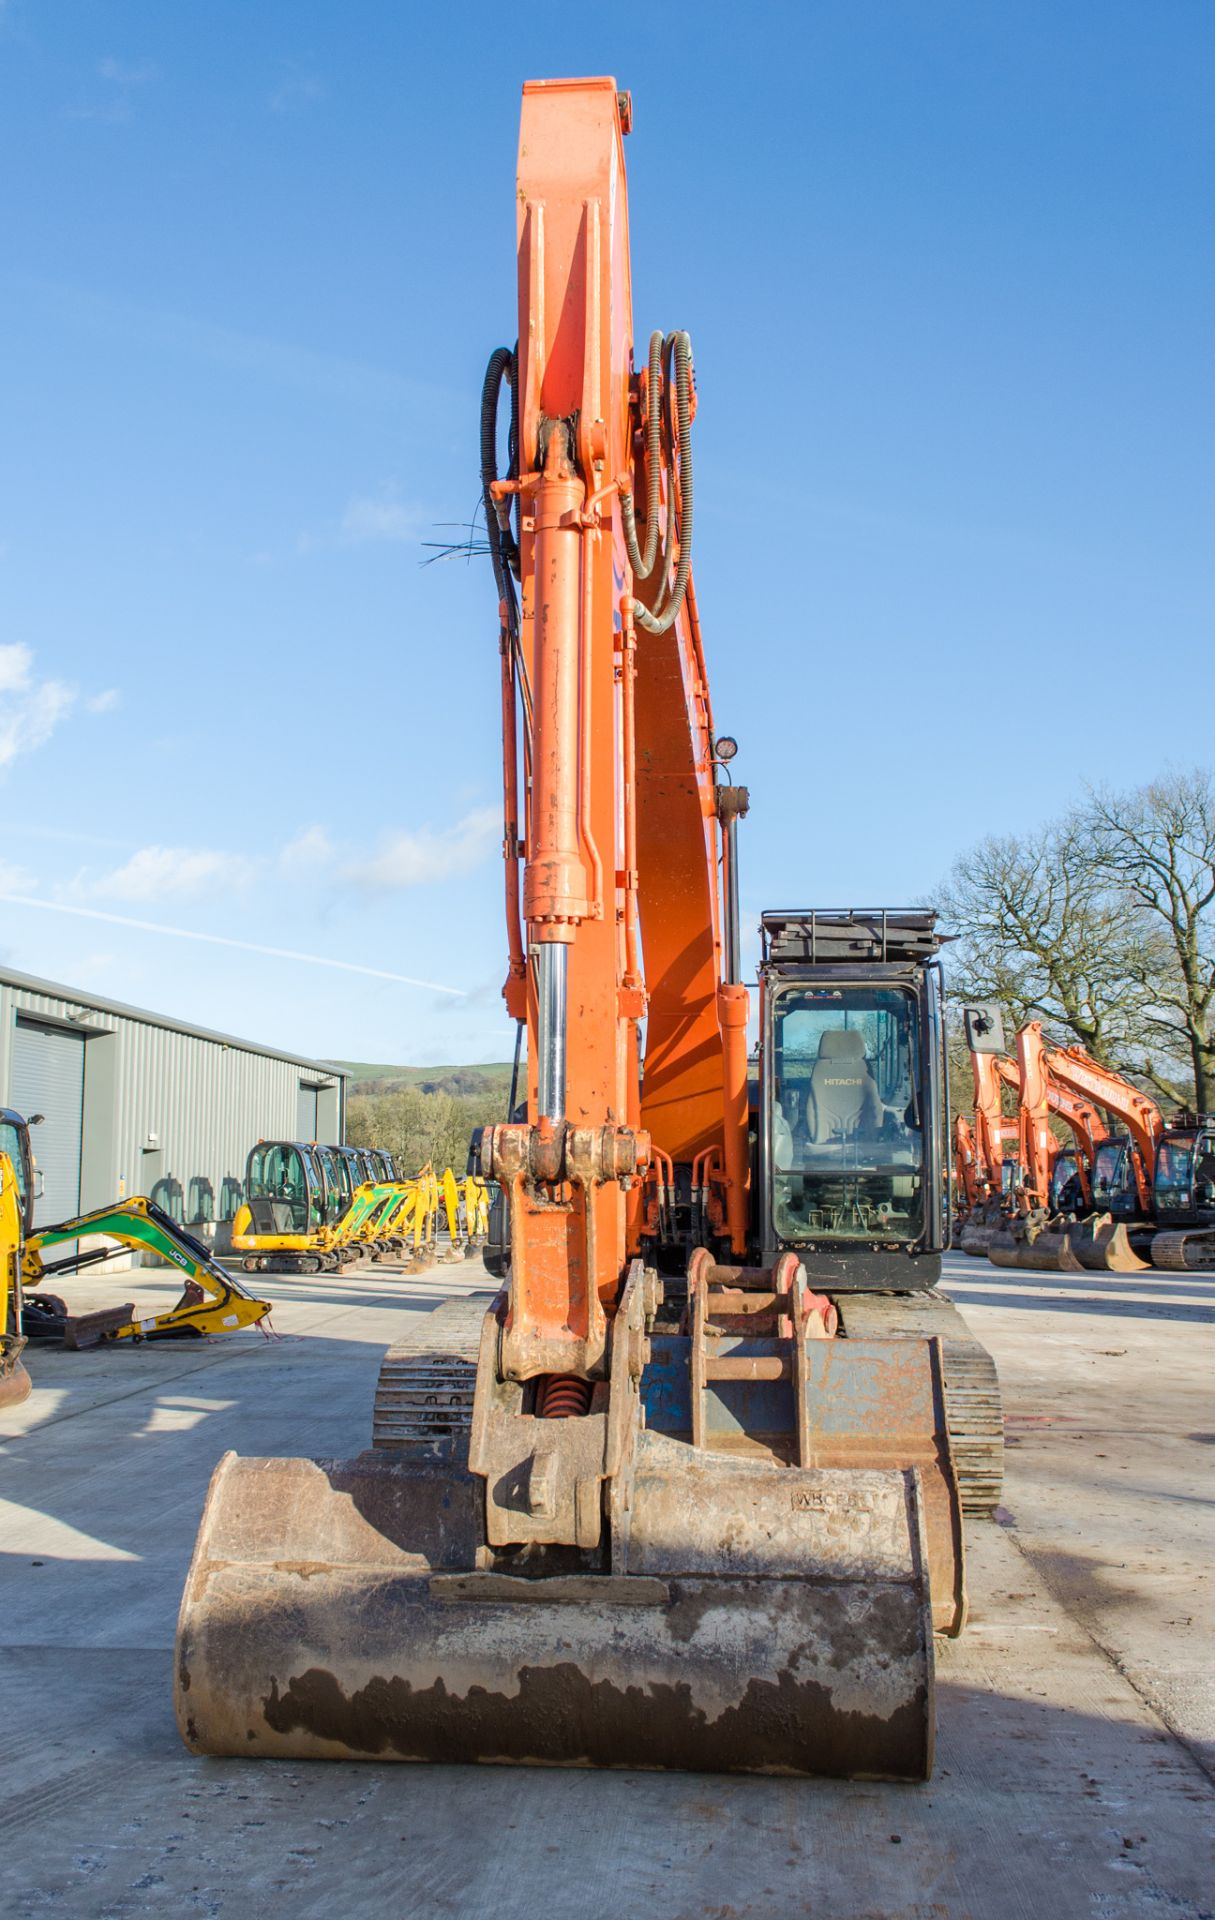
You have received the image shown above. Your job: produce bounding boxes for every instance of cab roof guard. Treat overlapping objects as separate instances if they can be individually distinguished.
[760,910,946,966]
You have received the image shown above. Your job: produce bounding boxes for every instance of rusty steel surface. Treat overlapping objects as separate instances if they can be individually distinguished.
[833,1290,1004,1517]
[987,1215,1082,1272]
[175,1449,934,1780]
[1065,1215,1151,1273]
[795,1339,965,1637]
[0,1343,30,1410]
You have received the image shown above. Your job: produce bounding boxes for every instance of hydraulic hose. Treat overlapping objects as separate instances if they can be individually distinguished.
[629,330,694,636]
[619,330,665,580]
[480,346,520,636]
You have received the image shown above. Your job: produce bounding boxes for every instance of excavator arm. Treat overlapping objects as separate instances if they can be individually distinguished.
[1039,1038,1162,1213]
[478,78,748,1390]
[24,1197,271,1347]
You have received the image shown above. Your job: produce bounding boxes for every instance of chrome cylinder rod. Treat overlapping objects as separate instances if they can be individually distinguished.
[723,810,741,985]
[536,943,568,1122]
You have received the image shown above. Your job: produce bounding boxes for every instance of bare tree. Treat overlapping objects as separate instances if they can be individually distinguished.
[1085,770,1215,1110]
[937,819,1150,1067]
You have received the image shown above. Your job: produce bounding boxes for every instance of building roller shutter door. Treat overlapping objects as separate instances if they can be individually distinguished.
[10,1020,85,1226]
[297,1083,319,1141]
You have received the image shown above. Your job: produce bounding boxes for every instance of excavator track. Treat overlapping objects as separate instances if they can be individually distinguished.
[1149,1230,1215,1272]
[834,1290,1004,1517]
[371,1293,492,1451]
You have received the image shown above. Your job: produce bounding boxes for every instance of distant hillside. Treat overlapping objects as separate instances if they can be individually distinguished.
[338,1060,516,1100]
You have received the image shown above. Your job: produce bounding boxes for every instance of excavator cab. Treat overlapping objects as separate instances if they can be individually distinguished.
[328,1145,367,1200]
[1,1107,35,1408]
[243,1141,324,1236]
[0,1109,36,1237]
[1050,1148,1084,1211]
[1154,1123,1215,1227]
[1090,1135,1141,1220]
[313,1145,349,1221]
[759,913,947,1287]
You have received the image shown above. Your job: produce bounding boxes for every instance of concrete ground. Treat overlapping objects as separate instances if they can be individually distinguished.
[1,1249,1212,1920]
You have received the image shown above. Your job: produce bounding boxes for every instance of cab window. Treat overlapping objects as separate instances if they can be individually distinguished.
[771,985,924,1244]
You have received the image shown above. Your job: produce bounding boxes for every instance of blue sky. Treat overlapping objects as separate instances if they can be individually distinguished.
[0,2,1211,1065]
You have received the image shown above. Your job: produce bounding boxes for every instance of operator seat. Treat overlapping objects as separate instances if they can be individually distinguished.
[805,1030,881,1144]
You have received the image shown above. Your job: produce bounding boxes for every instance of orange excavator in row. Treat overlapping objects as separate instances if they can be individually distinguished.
[173,77,1002,1783]
[962,1005,1215,1271]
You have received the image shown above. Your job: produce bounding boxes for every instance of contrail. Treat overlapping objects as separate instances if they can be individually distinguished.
[0,894,465,996]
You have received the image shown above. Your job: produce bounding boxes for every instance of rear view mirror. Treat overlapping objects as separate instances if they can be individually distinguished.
[963,1002,1006,1055]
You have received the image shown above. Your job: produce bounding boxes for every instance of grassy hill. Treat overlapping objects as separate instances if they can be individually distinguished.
[337,1060,516,1101]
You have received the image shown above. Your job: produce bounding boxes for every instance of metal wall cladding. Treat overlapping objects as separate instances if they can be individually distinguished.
[1,980,344,1224]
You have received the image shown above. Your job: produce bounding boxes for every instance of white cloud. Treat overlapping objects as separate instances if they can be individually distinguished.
[0,858,35,892]
[82,845,257,902]
[98,57,157,86]
[343,807,500,893]
[86,687,121,714]
[340,491,427,545]
[0,643,76,772]
[269,73,325,114]
[65,56,158,124]
[279,825,335,873]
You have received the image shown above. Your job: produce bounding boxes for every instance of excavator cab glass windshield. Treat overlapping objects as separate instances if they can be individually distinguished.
[315,1146,348,1218]
[1092,1137,1136,1210]
[0,1114,32,1232]
[770,985,923,1243]
[1050,1149,1082,1210]
[1157,1131,1215,1211]
[246,1143,316,1233]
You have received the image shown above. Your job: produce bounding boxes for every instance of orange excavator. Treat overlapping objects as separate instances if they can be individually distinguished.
[174,78,1003,1783]
[957,1020,1110,1256]
[964,1009,1215,1271]
[993,1046,1107,1209]
[956,1017,1018,1254]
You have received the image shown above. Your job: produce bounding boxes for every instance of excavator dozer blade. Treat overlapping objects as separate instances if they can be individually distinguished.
[175,1445,937,1781]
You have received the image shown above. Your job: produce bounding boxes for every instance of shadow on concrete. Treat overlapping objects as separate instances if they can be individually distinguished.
[0,1649,1212,1920]
[948,1271,1215,1298]
[942,1287,1215,1324]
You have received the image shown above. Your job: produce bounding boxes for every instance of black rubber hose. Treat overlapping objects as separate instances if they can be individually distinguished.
[634,330,694,635]
[480,346,520,634]
[620,330,665,580]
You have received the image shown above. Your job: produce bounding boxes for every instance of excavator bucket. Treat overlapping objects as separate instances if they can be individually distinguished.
[987,1214,1083,1272]
[175,1444,937,1780]
[0,1336,30,1411]
[176,1266,962,1782]
[958,1200,1003,1257]
[1064,1214,1150,1273]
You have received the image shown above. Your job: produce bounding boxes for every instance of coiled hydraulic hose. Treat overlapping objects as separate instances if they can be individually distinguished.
[620,329,695,635]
